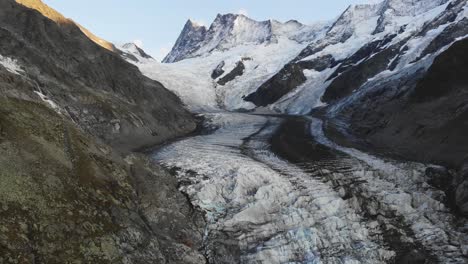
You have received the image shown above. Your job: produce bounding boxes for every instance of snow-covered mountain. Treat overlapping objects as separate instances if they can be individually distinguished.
[163,14,324,63]
[119,42,155,63]
[162,19,207,63]
[261,0,462,113]
[124,14,328,111]
[124,0,467,115]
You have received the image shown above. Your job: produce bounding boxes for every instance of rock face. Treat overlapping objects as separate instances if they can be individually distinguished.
[217,61,245,86]
[211,61,225,79]
[163,19,208,63]
[0,93,205,263]
[0,0,204,263]
[245,63,306,106]
[456,162,468,216]
[0,0,196,153]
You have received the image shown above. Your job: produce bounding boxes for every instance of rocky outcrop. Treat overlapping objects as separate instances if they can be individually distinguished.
[211,61,225,79]
[456,163,468,216]
[0,0,204,262]
[0,0,196,153]
[217,61,245,86]
[322,36,401,103]
[411,37,468,102]
[244,63,306,106]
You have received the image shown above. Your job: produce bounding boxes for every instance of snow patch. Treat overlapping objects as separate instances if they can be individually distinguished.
[34,90,61,112]
[0,55,23,75]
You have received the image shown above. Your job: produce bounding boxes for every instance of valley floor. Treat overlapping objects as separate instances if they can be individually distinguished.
[152,112,468,264]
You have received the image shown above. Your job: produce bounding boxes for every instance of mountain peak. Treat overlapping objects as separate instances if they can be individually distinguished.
[162,18,208,63]
[163,12,332,63]
[165,13,308,63]
[187,19,206,29]
[120,42,154,62]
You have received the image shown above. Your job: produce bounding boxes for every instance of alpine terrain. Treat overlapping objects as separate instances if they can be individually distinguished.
[1,0,468,263]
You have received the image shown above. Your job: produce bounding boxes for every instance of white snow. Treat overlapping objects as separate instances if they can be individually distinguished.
[34,90,61,112]
[0,55,23,75]
[118,43,155,63]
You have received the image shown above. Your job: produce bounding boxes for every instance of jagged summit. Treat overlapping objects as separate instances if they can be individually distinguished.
[119,42,154,62]
[162,18,209,63]
[187,18,205,28]
[163,13,322,63]
[164,1,451,64]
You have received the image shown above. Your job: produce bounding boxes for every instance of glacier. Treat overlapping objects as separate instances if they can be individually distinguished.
[152,113,468,263]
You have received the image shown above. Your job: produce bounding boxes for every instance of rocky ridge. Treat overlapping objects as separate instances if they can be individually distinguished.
[0,0,204,263]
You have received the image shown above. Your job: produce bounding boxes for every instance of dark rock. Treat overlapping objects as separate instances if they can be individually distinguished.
[388,46,409,71]
[327,34,397,81]
[322,40,402,103]
[426,166,453,190]
[455,179,468,216]
[395,249,429,264]
[411,38,468,102]
[245,63,306,107]
[217,61,245,85]
[297,54,338,72]
[417,18,468,61]
[294,43,330,62]
[211,61,225,79]
[454,162,468,216]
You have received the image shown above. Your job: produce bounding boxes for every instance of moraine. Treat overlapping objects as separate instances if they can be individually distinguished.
[152,112,468,264]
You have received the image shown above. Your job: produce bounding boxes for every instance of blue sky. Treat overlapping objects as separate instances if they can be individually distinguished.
[43,0,375,61]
